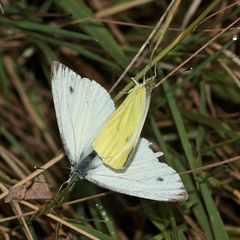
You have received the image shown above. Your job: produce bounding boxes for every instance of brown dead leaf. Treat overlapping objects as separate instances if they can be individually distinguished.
[5,175,53,202]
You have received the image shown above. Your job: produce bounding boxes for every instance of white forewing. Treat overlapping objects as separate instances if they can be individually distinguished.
[86,138,188,201]
[52,62,115,164]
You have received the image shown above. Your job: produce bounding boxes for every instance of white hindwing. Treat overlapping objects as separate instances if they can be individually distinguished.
[52,62,115,164]
[86,138,188,201]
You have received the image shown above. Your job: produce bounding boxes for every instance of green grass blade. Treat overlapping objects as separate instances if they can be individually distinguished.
[161,79,215,238]
[0,57,9,98]
[196,81,229,240]
[162,78,229,239]
[184,112,240,138]
[150,115,213,239]
[56,0,128,68]
[135,0,222,81]
[0,16,93,41]
[29,32,118,68]
[162,81,195,169]
[34,39,58,64]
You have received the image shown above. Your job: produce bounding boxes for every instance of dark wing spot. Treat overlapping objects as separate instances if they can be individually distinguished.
[159,155,164,162]
[157,177,164,182]
[69,86,73,93]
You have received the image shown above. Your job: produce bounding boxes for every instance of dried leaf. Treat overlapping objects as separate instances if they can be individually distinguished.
[5,175,53,202]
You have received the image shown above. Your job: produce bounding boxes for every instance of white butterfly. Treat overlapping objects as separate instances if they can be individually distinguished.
[52,61,188,201]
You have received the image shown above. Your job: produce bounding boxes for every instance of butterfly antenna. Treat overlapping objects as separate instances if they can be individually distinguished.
[149,44,158,81]
[144,42,158,88]
[131,77,139,86]
[142,42,151,84]
[153,63,157,79]
[143,65,148,84]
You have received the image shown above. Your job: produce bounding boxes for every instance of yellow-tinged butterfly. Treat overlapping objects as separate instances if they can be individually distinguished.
[93,76,155,169]
[52,62,188,201]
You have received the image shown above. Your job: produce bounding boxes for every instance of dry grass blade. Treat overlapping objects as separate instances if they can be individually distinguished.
[199,1,240,26]
[218,59,240,89]
[95,0,155,18]
[20,200,100,240]
[11,201,34,240]
[0,210,36,223]
[182,212,208,240]
[0,184,33,240]
[62,192,111,206]
[212,42,240,67]
[181,0,202,28]
[0,145,27,179]
[150,0,180,60]
[4,57,57,153]
[181,156,240,174]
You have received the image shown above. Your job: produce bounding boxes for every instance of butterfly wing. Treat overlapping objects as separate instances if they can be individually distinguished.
[51,62,115,164]
[93,84,151,169]
[86,138,188,201]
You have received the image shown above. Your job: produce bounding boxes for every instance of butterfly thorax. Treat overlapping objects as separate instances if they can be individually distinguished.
[72,151,97,178]
[144,77,156,95]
